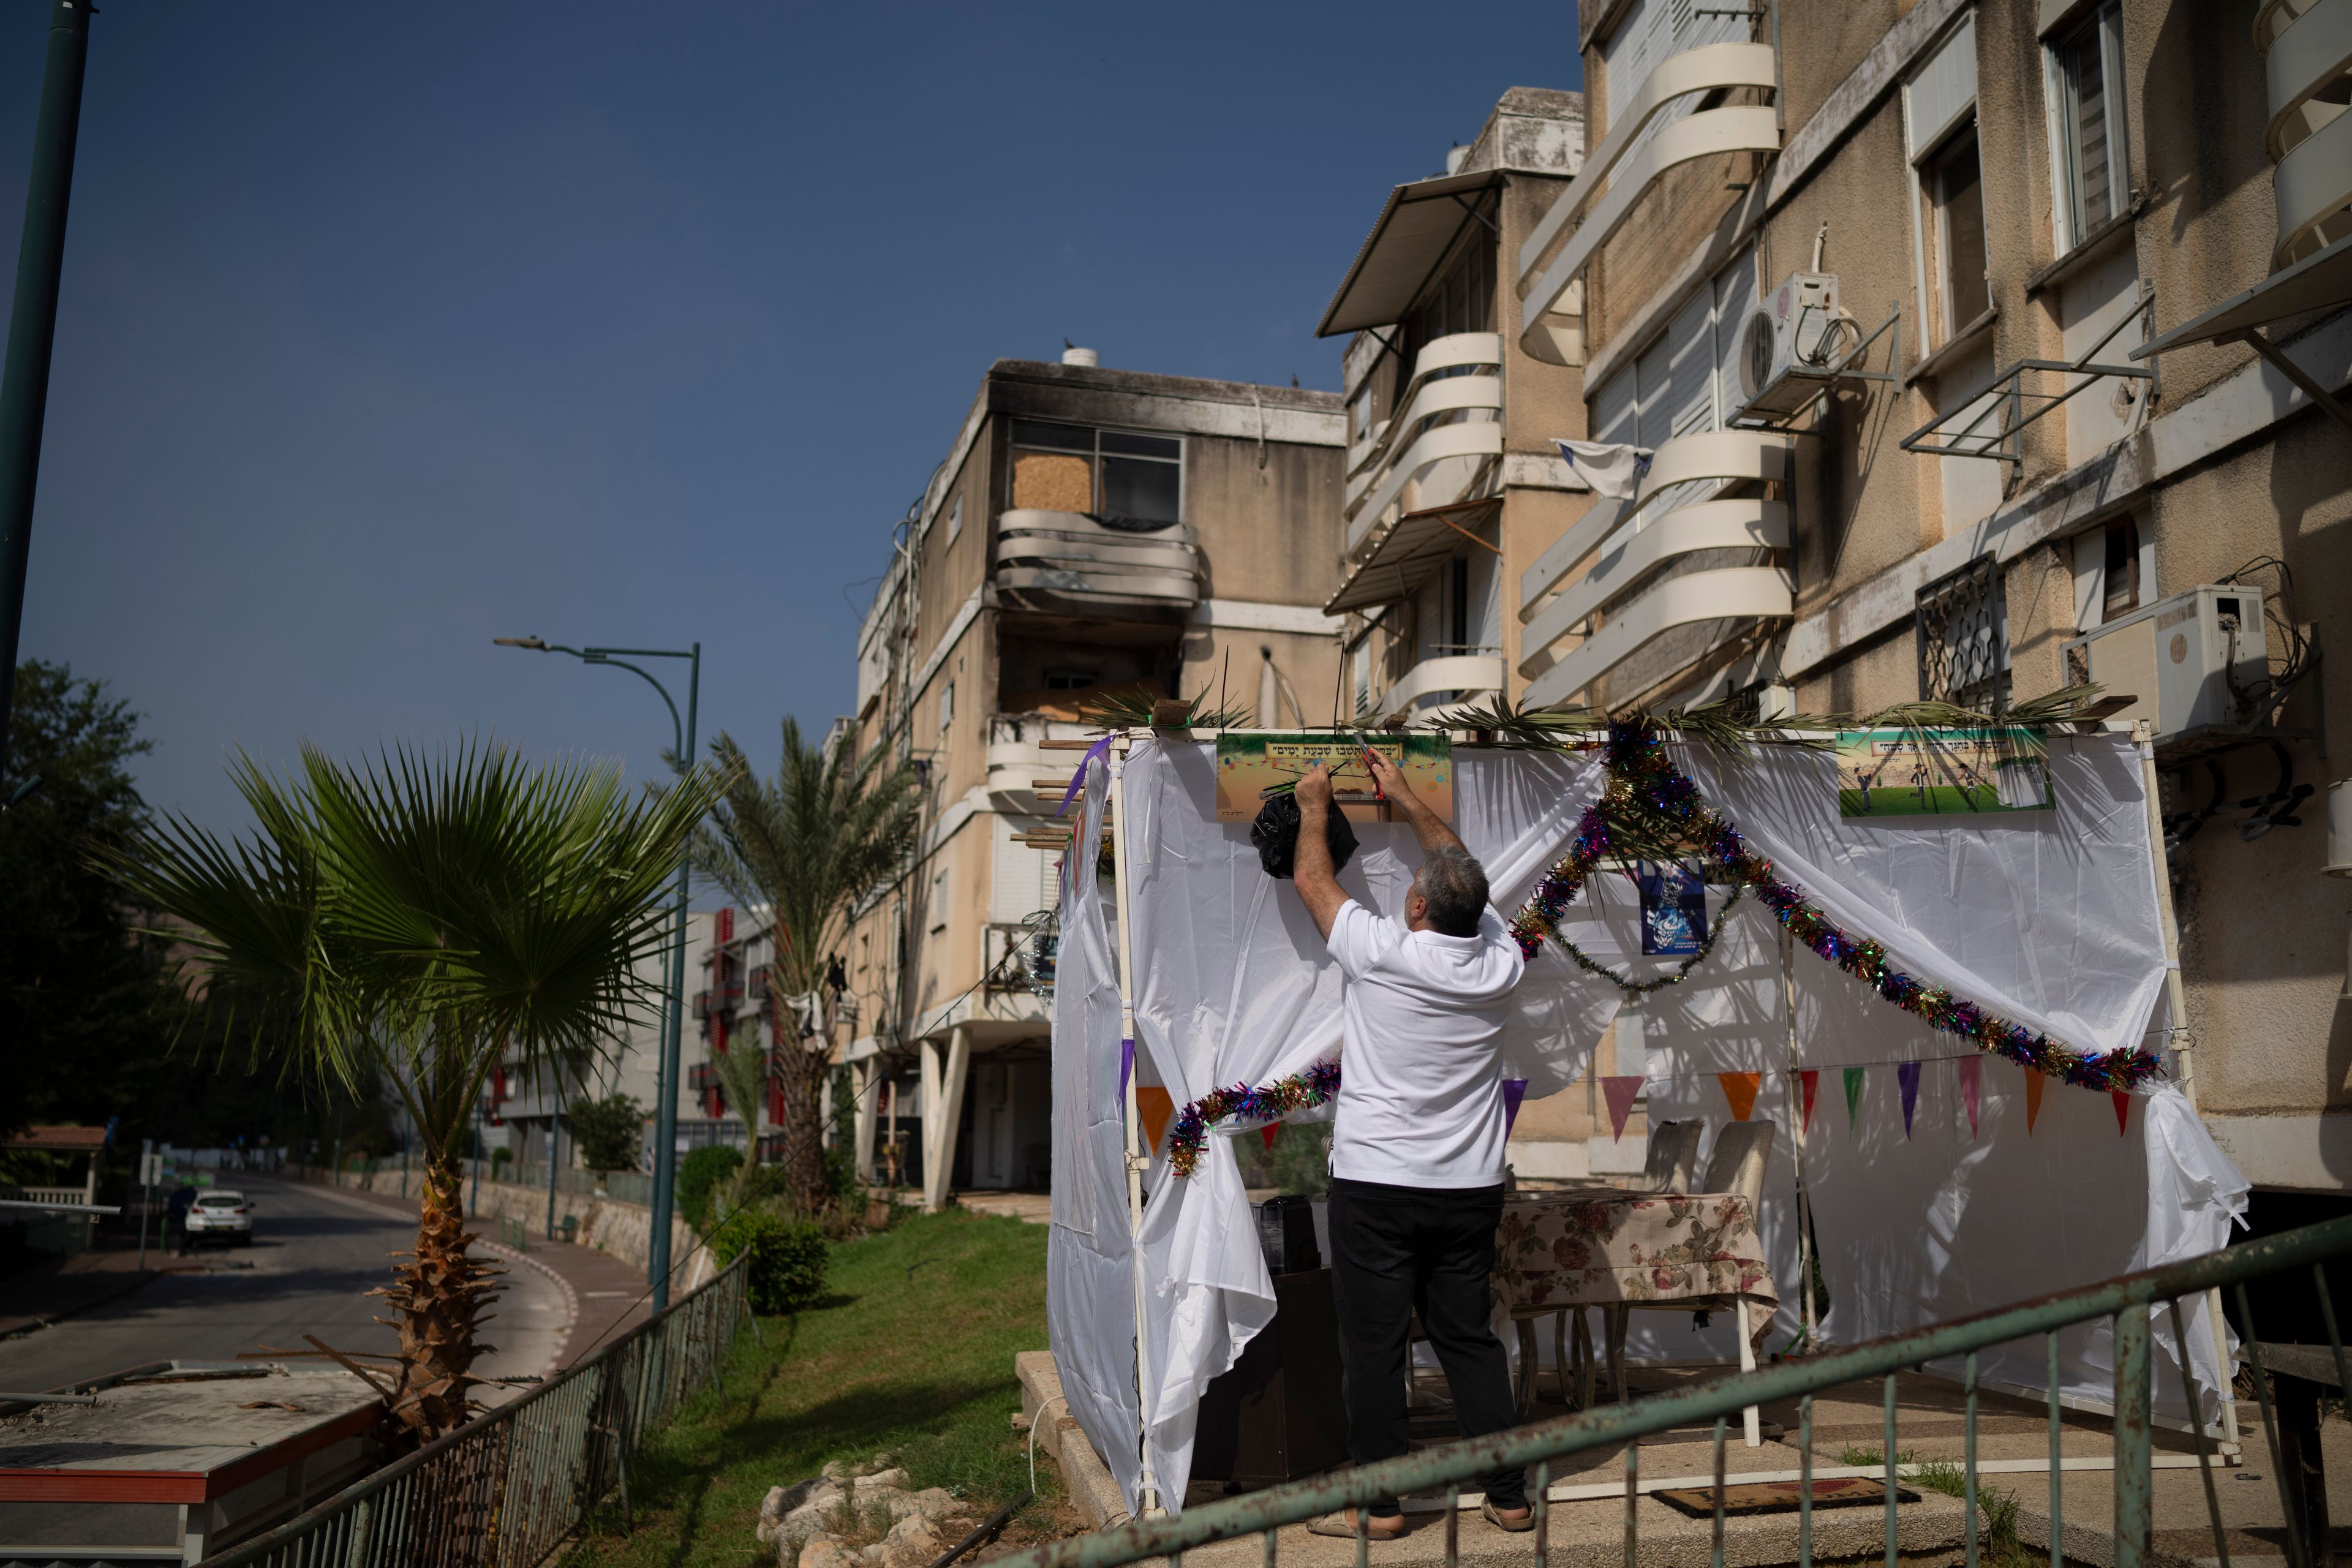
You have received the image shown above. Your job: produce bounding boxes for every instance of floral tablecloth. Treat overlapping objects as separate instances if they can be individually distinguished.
[1492,1188,1779,1352]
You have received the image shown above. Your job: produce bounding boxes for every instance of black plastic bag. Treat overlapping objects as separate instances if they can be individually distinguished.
[1250,793,1359,879]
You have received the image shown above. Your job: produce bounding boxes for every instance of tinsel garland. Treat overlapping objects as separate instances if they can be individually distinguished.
[1167,1058,1341,1179]
[1547,880,1748,995]
[1512,718,2166,1094]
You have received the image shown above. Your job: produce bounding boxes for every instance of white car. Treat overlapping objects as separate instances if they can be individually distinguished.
[184,1191,254,1246]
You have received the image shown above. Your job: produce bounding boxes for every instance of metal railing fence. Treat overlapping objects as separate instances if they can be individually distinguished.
[1001,1215,2352,1568]
[206,1254,748,1567]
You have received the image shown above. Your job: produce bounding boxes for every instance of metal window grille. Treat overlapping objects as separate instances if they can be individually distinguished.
[1915,556,2011,711]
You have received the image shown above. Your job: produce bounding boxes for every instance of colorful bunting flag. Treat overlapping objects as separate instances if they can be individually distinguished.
[1602,1077,1645,1142]
[1957,1057,1981,1139]
[1136,1086,1174,1153]
[1717,1072,1762,1122]
[1897,1061,1921,1137]
[1502,1078,1529,1139]
[2112,1089,2133,1137]
[1261,1121,1282,1152]
[1843,1066,1866,1132]
[2024,1067,2046,1136]
[1799,1069,1820,1134]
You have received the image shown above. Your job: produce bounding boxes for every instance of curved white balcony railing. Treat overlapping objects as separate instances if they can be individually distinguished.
[1517,499,1789,681]
[1344,333,1503,556]
[1517,429,1791,614]
[1517,43,1780,358]
[1521,567,1793,709]
[2258,0,2352,266]
[994,508,1200,612]
[1373,654,1504,721]
[1515,428,1792,706]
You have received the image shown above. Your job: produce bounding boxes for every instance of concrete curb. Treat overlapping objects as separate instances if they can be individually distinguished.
[1016,1350,1132,1530]
[475,1240,578,1378]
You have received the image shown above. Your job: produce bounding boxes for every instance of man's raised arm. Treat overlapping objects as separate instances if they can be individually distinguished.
[1292,763,1350,940]
[1365,748,1464,856]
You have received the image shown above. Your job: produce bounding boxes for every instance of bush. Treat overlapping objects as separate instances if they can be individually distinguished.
[489,1146,513,1170]
[676,1145,742,1231]
[714,1208,830,1314]
[569,1093,646,1172]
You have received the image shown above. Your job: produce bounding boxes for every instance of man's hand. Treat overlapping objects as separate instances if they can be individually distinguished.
[1364,747,1409,805]
[1365,745,1464,855]
[1296,761,1335,813]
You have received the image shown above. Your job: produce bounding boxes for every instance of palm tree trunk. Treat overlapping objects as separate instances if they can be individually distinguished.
[375,1157,503,1444]
[778,1044,832,1214]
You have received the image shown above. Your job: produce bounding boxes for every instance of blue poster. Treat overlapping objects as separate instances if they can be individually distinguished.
[1637,862,1708,956]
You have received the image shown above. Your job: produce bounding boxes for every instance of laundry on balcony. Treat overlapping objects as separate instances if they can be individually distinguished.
[1554,439,1654,499]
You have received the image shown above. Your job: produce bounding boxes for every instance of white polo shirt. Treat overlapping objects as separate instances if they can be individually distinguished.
[1325,898,1526,1189]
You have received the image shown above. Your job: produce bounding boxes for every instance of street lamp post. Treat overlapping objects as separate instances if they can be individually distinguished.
[496,636,699,1311]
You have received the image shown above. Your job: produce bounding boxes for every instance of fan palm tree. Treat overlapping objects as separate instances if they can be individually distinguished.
[99,741,722,1442]
[691,719,922,1215]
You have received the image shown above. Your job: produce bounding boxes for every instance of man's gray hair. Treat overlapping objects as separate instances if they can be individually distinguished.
[1414,845,1490,937]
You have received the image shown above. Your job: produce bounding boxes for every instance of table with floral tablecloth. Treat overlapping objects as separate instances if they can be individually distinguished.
[1491,1188,1780,1355]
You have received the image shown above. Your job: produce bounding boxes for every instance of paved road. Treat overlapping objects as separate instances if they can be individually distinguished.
[0,1176,569,1395]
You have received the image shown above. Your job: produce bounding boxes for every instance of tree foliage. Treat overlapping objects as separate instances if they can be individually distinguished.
[0,662,190,1137]
[691,720,922,1213]
[568,1093,646,1173]
[102,739,725,1441]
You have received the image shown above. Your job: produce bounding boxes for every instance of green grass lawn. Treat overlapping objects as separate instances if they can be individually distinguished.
[564,1208,1062,1568]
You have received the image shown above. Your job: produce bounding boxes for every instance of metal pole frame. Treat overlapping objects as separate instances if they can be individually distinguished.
[1106,734,1163,1517]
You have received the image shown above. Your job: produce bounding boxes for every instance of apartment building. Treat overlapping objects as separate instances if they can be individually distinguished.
[1498,0,2351,1230]
[1321,87,1594,725]
[841,352,1348,1210]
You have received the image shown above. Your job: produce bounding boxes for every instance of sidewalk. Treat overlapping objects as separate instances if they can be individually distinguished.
[298,1174,659,1368]
[0,1247,164,1340]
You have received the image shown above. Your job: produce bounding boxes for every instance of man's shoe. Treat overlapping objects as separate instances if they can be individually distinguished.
[1480,1499,1536,1533]
[1308,1510,1409,1540]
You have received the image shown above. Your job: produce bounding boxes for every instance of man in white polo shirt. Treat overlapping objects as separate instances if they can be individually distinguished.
[1289,752,1532,1539]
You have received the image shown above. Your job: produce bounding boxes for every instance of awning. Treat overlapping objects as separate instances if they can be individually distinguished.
[2133,236,2352,358]
[1317,170,1499,338]
[1324,500,1499,616]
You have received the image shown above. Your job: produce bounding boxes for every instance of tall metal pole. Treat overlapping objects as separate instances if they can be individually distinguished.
[0,0,92,781]
[648,644,698,1310]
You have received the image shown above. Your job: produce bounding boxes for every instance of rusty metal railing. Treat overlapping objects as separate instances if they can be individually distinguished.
[204,1253,748,1567]
[1001,1215,2352,1568]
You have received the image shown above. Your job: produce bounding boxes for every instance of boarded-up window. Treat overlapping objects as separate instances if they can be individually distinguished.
[1009,420,1182,527]
[1012,451,1095,513]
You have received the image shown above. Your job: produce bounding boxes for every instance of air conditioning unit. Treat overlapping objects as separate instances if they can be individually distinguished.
[1735,271,1841,421]
[2062,585,2271,742]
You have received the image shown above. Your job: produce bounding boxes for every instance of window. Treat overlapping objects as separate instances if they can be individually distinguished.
[2047,3,2129,252]
[1008,421,1182,530]
[1905,17,1989,347]
[944,494,962,543]
[1915,556,2011,712]
[929,869,949,934]
[1588,246,1757,477]
[1042,667,1098,690]
[938,679,954,731]
[1601,0,1757,173]
[2101,518,2139,618]
[1921,127,1991,340]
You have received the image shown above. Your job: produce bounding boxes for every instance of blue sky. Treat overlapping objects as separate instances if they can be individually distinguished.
[1,2,1579,834]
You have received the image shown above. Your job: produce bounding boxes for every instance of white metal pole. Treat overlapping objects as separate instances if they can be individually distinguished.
[1106,736,1162,1517]
[1780,925,1818,1346]
[2131,718,2241,1455]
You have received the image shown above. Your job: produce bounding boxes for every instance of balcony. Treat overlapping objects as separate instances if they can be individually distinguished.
[1516,428,1792,708]
[993,509,1200,618]
[1517,42,1780,360]
[1343,333,1503,558]
[2139,0,2352,363]
[1371,652,1505,722]
[984,716,1099,812]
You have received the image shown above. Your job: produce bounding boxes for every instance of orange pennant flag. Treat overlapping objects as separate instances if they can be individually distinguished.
[2112,1089,2133,1137]
[1136,1086,1174,1154]
[1717,1072,1763,1123]
[2024,1068,2045,1136]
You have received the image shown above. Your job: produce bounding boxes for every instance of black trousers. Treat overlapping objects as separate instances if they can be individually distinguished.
[1327,1177,1526,1515]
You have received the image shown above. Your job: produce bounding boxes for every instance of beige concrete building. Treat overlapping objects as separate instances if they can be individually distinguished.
[837,353,1348,1209]
[1492,0,2352,1236]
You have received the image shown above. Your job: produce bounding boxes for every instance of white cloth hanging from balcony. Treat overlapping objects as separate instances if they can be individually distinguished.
[1048,736,2245,1518]
[1555,439,1655,499]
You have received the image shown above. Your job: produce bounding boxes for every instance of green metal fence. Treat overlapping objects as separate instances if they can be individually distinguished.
[1001,1215,2352,1568]
[206,1254,748,1567]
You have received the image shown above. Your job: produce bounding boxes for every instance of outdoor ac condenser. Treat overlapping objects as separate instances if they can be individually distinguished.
[1735,271,1841,421]
[2062,585,2271,742]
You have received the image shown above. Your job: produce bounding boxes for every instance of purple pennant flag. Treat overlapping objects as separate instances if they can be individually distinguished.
[1119,1038,1135,1102]
[1502,1079,1528,1139]
[1056,734,1117,818]
[1897,1061,1921,1138]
